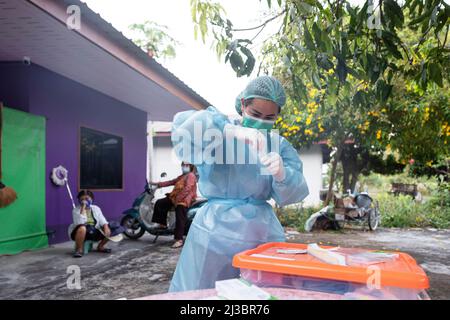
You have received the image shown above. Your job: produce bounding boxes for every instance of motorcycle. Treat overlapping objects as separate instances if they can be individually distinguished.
[305,184,381,232]
[121,172,207,243]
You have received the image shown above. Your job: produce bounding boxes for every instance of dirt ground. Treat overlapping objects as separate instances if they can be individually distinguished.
[0,228,449,300]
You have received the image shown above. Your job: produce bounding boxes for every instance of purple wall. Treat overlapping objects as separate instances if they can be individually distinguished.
[0,62,30,112]
[1,63,147,244]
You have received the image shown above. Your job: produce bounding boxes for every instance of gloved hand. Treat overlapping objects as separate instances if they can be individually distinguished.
[260,152,286,182]
[224,123,267,153]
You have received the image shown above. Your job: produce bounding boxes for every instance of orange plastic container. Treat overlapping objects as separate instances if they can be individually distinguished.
[233,242,430,300]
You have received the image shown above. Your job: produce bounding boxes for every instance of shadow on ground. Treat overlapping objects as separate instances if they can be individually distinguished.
[0,228,449,299]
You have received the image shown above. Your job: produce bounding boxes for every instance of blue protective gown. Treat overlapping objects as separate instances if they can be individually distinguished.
[168,106,309,292]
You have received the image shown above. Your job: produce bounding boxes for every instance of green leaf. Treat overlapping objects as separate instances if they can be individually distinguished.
[312,72,322,89]
[353,90,365,107]
[428,62,443,87]
[381,31,403,59]
[240,46,256,76]
[347,67,362,80]
[304,26,315,51]
[409,7,434,26]
[190,0,198,23]
[316,53,334,70]
[229,51,244,74]
[376,80,393,103]
[384,0,404,29]
[224,51,231,64]
[336,58,348,83]
[312,22,324,51]
[321,31,333,54]
[193,24,198,40]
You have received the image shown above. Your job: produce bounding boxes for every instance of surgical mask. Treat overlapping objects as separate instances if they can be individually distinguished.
[242,110,275,131]
[81,198,93,208]
[182,166,190,174]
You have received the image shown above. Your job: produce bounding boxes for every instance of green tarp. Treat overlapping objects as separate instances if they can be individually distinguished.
[0,107,48,255]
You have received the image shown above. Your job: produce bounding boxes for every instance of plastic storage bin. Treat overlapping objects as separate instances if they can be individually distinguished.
[232,242,430,300]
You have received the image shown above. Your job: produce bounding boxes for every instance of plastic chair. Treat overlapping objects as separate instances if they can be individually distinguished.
[74,240,94,254]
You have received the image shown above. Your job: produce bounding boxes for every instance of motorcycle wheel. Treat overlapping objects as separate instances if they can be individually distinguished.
[121,215,145,239]
[368,208,380,231]
[336,220,346,230]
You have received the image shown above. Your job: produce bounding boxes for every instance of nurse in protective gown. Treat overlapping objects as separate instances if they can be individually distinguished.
[168,76,309,292]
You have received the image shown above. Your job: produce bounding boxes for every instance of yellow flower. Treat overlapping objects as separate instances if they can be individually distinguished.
[318,123,324,132]
[426,160,433,167]
[376,130,382,140]
[327,69,335,75]
[307,101,318,109]
[306,117,312,125]
[304,129,313,135]
[296,117,302,122]
[308,88,318,98]
[413,107,418,113]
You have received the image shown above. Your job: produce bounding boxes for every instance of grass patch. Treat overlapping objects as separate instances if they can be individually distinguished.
[276,206,321,232]
[376,192,450,229]
[276,190,450,231]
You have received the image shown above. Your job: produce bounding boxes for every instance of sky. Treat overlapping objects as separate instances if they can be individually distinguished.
[81,0,281,116]
[80,1,373,115]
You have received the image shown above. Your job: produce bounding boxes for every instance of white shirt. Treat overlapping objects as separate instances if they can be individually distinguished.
[68,204,108,238]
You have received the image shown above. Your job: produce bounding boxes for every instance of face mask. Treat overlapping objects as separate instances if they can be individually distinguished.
[182,166,190,174]
[242,110,275,131]
[81,198,93,208]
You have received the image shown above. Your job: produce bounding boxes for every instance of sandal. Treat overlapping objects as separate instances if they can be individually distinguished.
[97,247,112,253]
[171,240,184,249]
[73,251,83,258]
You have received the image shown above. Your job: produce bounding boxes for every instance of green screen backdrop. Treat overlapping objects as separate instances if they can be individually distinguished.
[0,107,48,255]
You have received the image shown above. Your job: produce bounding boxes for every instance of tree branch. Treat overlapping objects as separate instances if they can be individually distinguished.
[231,9,286,32]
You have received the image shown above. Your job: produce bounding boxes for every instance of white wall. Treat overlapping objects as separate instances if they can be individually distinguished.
[148,119,323,206]
[151,135,183,200]
[298,145,323,207]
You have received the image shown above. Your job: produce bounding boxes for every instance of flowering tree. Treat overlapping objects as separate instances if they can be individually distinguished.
[190,0,450,203]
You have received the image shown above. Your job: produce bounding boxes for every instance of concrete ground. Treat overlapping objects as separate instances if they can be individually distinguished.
[0,228,449,300]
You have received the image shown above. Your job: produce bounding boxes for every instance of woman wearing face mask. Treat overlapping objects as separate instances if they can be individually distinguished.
[168,76,309,292]
[150,162,198,248]
[68,190,111,258]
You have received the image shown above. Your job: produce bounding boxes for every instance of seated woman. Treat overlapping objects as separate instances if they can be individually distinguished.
[68,190,112,258]
[150,162,198,248]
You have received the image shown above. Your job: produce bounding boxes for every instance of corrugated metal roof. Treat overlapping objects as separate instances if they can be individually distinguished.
[60,0,212,108]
